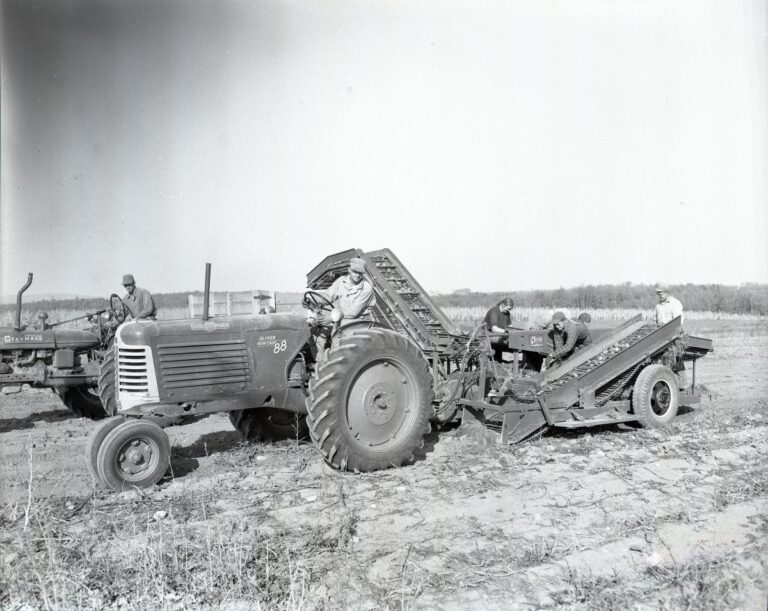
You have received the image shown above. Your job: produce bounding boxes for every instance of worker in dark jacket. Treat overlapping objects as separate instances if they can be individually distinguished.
[122,274,157,320]
[549,311,591,365]
[483,297,515,361]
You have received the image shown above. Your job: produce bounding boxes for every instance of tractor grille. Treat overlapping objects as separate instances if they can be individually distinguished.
[117,346,150,394]
[157,339,251,390]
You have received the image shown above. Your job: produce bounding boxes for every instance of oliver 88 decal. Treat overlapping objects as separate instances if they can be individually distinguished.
[255,334,288,354]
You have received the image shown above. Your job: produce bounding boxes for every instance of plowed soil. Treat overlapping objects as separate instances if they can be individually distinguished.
[1,320,766,609]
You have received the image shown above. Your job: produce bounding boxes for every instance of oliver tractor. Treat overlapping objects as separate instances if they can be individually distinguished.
[0,273,133,419]
[88,249,713,491]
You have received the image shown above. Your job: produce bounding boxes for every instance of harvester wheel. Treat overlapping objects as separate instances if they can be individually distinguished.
[60,385,108,420]
[632,364,679,428]
[85,416,126,482]
[229,408,309,442]
[96,419,171,491]
[97,347,118,417]
[307,328,433,472]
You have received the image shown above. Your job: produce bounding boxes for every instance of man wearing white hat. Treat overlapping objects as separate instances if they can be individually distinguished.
[654,284,683,325]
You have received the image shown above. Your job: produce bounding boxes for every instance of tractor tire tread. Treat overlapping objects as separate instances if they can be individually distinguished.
[229,408,309,442]
[306,327,433,472]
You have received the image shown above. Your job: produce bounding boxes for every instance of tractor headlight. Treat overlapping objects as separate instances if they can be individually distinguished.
[330,309,342,323]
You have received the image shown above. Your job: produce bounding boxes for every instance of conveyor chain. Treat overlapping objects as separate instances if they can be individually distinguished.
[369,254,457,343]
[515,324,657,400]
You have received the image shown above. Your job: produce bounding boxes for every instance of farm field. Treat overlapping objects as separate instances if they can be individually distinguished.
[0,318,766,609]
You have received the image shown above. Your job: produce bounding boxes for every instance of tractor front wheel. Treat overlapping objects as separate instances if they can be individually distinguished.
[97,348,117,417]
[632,364,679,428]
[307,328,433,472]
[60,385,108,420]
[85,416,126,482]
[96,419,171,491]
[229,408,309,442]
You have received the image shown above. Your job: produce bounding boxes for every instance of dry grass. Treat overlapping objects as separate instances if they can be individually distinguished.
[551,549,756,610]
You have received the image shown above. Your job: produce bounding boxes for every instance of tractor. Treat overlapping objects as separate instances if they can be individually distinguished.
[0,273,131,419]
[88,250,713,491]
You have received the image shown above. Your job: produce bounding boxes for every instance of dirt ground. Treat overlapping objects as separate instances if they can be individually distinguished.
[1,320,767,610]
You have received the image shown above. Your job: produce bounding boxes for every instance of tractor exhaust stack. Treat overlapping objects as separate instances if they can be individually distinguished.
[14,273,33,331]
[202,263,211,321]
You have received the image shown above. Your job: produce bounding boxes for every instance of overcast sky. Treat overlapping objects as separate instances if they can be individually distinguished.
[2,0,767,298]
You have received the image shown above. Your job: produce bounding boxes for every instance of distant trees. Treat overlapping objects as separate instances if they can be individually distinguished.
[433,283,768,316]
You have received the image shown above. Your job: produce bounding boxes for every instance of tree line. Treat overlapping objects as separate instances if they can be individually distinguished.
[433,283,768,315]
[3,283,766,318]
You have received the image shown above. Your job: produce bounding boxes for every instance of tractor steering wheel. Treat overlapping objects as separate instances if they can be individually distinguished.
[109,294,130,324]
[302,290,334,314]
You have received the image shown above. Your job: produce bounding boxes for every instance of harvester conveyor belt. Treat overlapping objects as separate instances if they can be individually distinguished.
[529,316,685,408]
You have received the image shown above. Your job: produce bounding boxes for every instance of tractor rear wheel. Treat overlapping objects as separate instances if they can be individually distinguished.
[307,328,433,472]
[632,364,679,428]
[61,385,108,420]
[96,419,171,491]
[97,347,118,417]
[229,408,309,442]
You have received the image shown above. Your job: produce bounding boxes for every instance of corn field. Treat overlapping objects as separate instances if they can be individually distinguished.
[441,306,766,324]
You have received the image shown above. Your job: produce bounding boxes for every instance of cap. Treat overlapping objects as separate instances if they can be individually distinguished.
[349,257,366,273]
[552,311,566,323]
[122,274,135,286]
[655,284,669,293]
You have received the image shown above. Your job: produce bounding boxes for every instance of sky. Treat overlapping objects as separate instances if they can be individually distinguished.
[2,0,767,298]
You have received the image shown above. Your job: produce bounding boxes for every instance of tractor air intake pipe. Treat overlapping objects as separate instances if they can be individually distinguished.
[202,263,211,321]
[15,273,33,331]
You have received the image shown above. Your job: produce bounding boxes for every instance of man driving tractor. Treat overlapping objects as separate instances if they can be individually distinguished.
[309,257,376,358]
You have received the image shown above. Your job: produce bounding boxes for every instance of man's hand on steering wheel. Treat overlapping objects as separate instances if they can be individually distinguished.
[302,290,334,313]
[303,291,343,327]
[109,294,130,324]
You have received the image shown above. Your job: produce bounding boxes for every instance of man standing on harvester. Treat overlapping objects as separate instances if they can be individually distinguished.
[654,284,684,325]
[121,274,157,321]
[548,311,592,366]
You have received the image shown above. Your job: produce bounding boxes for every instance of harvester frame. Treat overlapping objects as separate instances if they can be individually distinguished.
[309,249,713,441]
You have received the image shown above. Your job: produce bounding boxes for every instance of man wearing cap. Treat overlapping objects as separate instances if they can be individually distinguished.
[548,311,591,365]
[311,257,375,359]
[654,285,683,325]
[314,257,375,326]
[121,274,157,321]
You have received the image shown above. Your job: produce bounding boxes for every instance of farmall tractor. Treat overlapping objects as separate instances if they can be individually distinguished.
[88,249,712,491]
[0,273,132,419]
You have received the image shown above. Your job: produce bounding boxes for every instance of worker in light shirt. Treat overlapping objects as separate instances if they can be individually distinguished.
[311,257,375,360]
[654,284,683,325]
